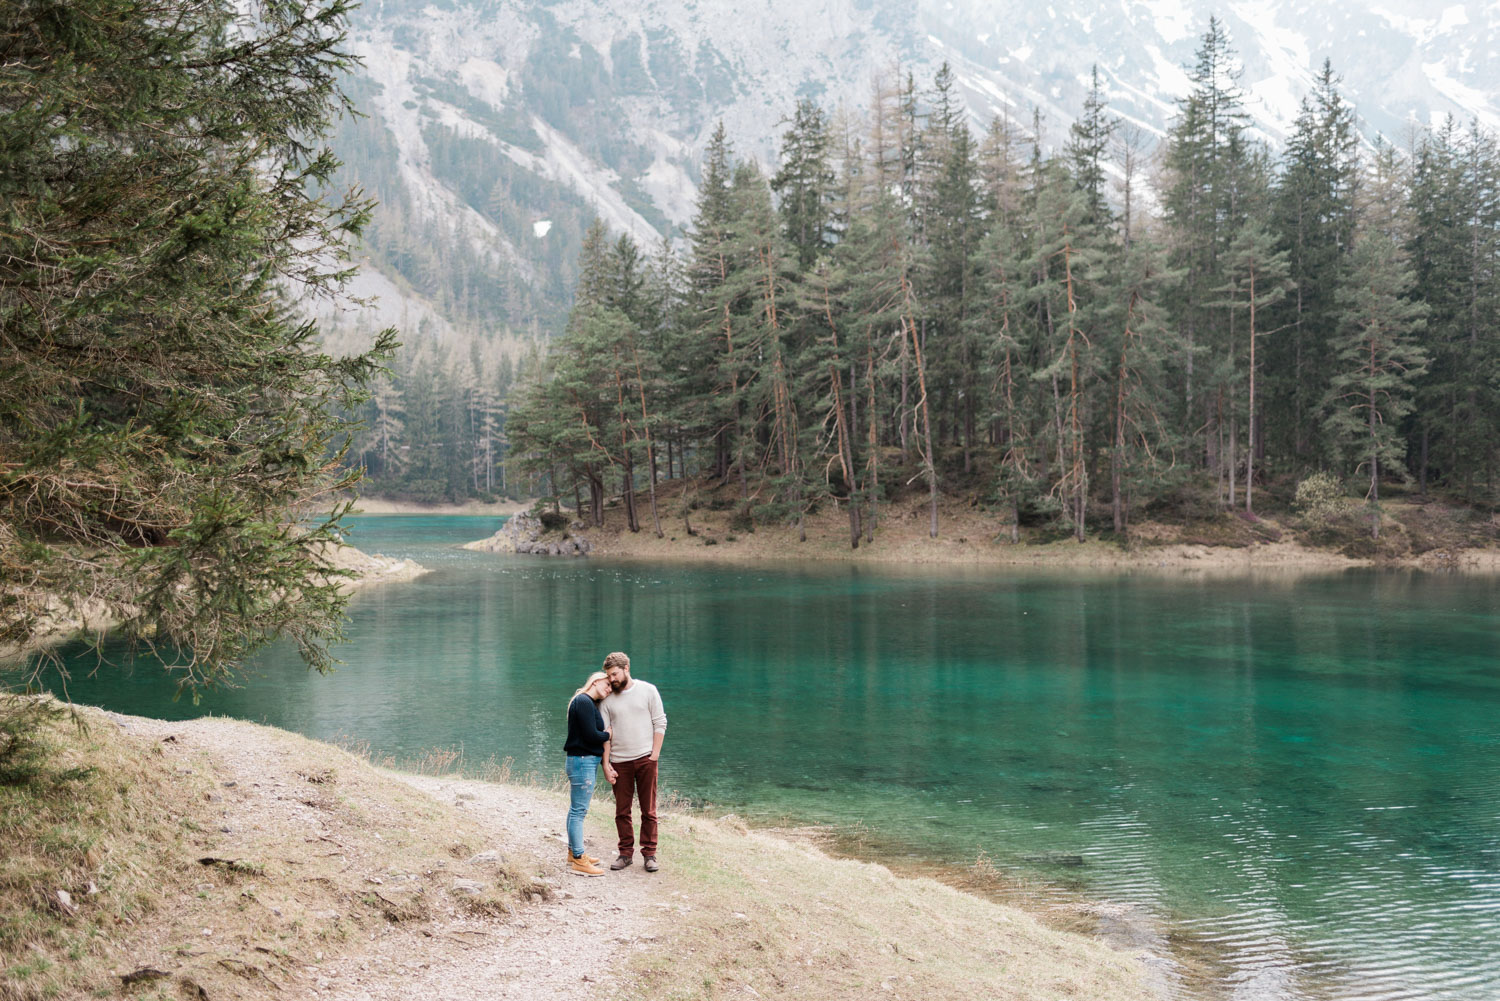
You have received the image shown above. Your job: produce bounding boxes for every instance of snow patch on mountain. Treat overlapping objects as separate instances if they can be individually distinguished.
[458,58,512,108]
[1423,59,1500,130]
[1137,0,1197,45]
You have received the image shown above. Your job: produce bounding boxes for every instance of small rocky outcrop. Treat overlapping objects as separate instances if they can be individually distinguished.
[315,543,429,589]
[463,512,592,557]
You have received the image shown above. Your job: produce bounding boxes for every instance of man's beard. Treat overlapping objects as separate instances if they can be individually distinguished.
[610,677,626,692]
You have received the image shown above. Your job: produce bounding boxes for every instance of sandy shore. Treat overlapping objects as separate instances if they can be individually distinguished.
[3,543,428,662]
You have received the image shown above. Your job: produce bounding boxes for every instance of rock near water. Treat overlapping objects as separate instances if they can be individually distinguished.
[463,513,591,558]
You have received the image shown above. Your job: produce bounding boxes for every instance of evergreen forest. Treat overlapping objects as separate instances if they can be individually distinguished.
[382,22,1500,546]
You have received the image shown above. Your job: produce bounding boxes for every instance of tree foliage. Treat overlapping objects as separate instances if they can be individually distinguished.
[1,0,395,688]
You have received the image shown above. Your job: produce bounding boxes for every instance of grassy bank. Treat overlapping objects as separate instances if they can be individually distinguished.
[0,702,1160,1001]
[0,700,536,1001]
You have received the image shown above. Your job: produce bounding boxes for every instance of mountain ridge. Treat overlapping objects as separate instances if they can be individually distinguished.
[321,0,1500,348]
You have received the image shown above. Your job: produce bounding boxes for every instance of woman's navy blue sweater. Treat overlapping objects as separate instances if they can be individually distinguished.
[564,692,611,756]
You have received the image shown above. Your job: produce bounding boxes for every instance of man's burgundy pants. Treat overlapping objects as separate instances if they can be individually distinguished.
[612,755,657,858]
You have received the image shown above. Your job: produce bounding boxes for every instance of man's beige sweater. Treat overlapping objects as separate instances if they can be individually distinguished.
[600,680,667,762]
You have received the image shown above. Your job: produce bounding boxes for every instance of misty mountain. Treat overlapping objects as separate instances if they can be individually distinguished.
[318,0,1500,347]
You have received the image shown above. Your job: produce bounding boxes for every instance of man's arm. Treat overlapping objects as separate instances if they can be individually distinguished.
[600,700,617,783]
[648,686,667,762]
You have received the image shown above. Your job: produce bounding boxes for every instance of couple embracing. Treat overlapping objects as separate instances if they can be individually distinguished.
[564,651,667,877]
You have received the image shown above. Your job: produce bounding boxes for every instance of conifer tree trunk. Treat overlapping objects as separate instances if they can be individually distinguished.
[628,335,663,538]
[822,285,860,548]
[1246,263,1259,515]
[1112,291,1140,536]
[866,340,879,542]
[590,468,604,527]
[848,366,863,545]
[1062,240,1086,543]
[1368,339,1380,539]
[902,273,939,538]
[613,360,640,533]
[898,338,910,462]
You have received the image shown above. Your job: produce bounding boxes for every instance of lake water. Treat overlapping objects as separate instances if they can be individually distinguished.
[18,516,1500,1000]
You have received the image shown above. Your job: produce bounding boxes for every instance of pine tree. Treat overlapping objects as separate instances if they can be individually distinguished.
[1066,66,1117,229]
[731,165,808,536]
[1163,18,1254,476]
[1105,241,1183,533]
[368,376,407,481]
[1,0,396,683]
[1407,119,1500,499]
[921,94,986,473]
[1324,231,1428,536]
[771,99,836,269]
[1266,60,1359,465]
[686,123,747,488]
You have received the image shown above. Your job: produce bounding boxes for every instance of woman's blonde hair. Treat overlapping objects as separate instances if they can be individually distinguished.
[572,671,608,707]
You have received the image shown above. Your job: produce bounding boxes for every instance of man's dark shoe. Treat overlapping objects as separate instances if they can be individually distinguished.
[643,856,659,873]
[609,854,633,870]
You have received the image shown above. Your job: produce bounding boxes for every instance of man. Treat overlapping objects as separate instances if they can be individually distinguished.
[599,651,667,872]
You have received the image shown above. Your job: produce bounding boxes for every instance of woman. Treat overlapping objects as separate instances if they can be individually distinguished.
[564,671,612,876]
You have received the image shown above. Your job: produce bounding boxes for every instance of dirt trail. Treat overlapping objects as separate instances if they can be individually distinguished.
[110,714,660,1001]
[318,775,662,1001]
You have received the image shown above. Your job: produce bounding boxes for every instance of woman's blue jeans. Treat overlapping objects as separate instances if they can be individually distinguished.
[565,754,600,857]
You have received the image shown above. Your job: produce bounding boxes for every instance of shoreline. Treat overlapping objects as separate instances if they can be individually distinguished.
[2,542,428,663]
[462,498,1500,574]
[3,706,1164,1001]
[349,496,526,516]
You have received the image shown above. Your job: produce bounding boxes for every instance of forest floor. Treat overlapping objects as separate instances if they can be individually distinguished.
[503,475,1500,573]
[1,705,1166,1001]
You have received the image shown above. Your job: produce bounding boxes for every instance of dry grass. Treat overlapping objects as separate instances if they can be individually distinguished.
[334,735,572,791]
[0,704,546,1001]
[622,812,1159,1001]
[0,698,204,1001]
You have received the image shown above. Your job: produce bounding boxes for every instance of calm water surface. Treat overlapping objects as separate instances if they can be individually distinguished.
[20,516,1500,1001]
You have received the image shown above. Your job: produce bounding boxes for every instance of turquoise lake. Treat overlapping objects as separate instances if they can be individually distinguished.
[18,515,1500,1000]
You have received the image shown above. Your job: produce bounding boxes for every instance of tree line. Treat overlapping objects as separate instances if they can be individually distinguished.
[506,19,1500,546]
[345,338,523,503]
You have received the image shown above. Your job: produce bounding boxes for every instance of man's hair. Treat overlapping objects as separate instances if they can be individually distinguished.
[602,651,631,672]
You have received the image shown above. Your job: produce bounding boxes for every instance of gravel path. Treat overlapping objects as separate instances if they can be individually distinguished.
[316,775,661,1001]
[108,713,660,1001]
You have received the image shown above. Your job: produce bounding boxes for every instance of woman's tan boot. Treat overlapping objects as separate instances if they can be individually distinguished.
[569,852,605,877]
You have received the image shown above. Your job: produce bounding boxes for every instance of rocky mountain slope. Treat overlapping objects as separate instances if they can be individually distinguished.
[320,0,1500,347]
